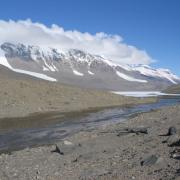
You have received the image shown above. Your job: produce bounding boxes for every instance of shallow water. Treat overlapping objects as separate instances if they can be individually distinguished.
[0,96,180,153]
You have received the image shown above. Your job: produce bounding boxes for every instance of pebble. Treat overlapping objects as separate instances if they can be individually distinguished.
[64,140,73,145]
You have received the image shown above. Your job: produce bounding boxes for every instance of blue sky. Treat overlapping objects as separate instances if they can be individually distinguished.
[0,0,179,75]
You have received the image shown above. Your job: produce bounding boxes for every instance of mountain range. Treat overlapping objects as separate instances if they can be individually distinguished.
[0,42,179,91]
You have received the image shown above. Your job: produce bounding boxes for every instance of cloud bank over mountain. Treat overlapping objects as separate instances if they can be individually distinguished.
[0,19,153,65]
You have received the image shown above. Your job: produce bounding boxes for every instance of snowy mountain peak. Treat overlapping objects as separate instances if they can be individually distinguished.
[1,42,65,62]
[0,42,179,90]
[132,64,179,84]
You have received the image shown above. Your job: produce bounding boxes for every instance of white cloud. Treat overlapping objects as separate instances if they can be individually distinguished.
[0,19,153,64]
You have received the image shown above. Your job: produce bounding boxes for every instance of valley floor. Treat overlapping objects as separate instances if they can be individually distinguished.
[0,66,155,119]
[0,105,180,180]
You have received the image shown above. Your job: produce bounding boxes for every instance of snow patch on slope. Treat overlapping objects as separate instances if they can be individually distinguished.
[43,60,56,72]
[111,91,180,97]
[52,63,58,71]
[13,69,57,81]
[43,66,49,71]
[88,70,94,75]
[116,71,147,83]
[73,70,84,76]
[0,56,12,69]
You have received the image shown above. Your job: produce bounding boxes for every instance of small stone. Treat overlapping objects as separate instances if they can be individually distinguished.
[122,159,128,162]
[141,155,159,166]
[166,135,180,147]
[54,172,59,176]
[35,175,40,180]
[170,149,180,160]
[51,144,64,155]
[63,140,73,145]
[126,127,148,134]
[176,169,180,176]
[167,127,177,136]
[72,158,78,163]
[172,153,180,159]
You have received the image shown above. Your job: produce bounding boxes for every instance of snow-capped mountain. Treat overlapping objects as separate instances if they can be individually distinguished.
[0,42,179,91]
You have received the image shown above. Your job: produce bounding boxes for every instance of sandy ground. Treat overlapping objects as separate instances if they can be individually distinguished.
[0,66,155,119]
[0,105,180,180]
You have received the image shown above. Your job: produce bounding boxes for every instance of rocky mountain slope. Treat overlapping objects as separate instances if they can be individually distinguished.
[164,85,180,94]
[0,42,179,91]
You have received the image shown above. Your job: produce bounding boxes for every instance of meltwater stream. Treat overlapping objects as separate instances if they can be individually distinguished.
[0,96,180,153]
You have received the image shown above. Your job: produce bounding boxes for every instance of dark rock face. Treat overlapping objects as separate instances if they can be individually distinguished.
[1,42,32,60]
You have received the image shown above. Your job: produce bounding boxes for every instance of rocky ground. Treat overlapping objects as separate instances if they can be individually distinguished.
[0,105,180,180]
[0,66,154,119]
[165,85,180,94]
